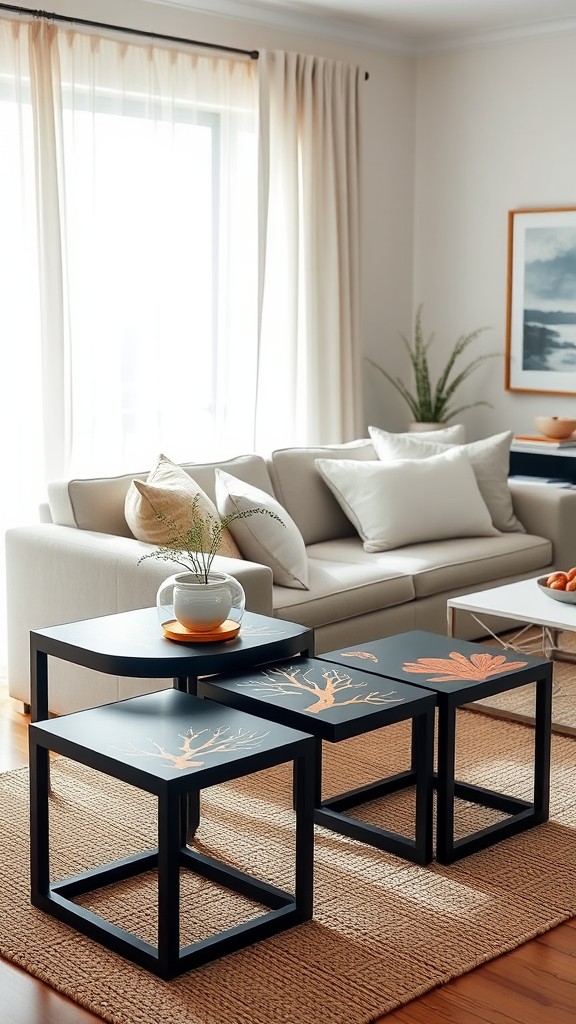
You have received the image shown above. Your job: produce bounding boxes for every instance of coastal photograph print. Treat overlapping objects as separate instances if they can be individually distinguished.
[506,207,576,394]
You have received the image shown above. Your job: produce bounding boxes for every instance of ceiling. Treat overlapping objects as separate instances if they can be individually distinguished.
[156,0,576,51]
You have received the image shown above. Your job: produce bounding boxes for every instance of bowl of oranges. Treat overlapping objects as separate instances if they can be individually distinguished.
[537,568,576,604]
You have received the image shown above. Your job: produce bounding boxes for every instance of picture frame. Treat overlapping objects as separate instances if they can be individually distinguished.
[506,207,576,394]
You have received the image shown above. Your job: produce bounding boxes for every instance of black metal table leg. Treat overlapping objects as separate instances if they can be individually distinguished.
[435,704,456,864]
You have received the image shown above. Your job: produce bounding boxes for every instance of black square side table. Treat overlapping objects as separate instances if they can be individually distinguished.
[198,657,436,865]
[29,688,315,980]
[30,607,314,722]
[316,630,553,864]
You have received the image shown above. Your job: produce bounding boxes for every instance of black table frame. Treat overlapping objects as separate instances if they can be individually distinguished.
[311,709,435,865]
[198,662,437,866]
[30,608,314,724]
[431,672,552,864]
[29,608,314,840]
[316,632,553,864]
[29,690,315,980]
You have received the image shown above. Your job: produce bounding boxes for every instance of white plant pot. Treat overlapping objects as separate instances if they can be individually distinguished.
[408,422,446,432]
[157,571,245,632]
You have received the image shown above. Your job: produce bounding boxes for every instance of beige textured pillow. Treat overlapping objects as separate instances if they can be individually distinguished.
[124,454,242,559]
[368,427,525,533]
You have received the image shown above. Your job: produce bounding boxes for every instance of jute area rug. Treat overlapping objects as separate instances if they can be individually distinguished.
[472,628,576,736]
[2,712,576,1024]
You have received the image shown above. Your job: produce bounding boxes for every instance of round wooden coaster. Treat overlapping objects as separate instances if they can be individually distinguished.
[162,618,241,643]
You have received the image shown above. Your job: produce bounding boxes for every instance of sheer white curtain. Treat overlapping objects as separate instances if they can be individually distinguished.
[0,17,258,677]
[0,24,364,679]
[256,50,363,449]
[46,26,260,475]
[0,20,44,679]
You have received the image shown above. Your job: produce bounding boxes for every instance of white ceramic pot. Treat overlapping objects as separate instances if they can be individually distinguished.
[157,571,245,632]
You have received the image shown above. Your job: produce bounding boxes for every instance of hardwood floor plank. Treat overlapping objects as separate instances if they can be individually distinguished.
[484,939,576,1007]
[0,960,105,1024]
[1,682,575,1024]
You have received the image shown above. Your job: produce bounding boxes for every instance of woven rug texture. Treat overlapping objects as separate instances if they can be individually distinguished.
[2,711,576,1024]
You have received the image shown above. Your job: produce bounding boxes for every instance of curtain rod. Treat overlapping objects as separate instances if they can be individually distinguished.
[0,3,259,58]
[0,2,369,77]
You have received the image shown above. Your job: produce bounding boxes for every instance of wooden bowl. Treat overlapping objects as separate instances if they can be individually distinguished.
[534,416,576,440]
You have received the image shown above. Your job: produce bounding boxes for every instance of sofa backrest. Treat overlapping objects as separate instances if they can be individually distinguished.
[267,439,377,545]
[48,455,276,537]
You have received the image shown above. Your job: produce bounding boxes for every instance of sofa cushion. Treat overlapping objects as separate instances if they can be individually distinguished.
[124,454,242,558]
[47,454,275,537]
[366,532,552,599]
[270,530,551,629]
[315,448,496,552]
[368,427,524,534]
[215,469,309,589]
[268,440,377,544]
[271,544,415,627]
[268,429,465,546]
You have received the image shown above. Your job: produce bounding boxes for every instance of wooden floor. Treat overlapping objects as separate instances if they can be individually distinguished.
[1,683,574,1024]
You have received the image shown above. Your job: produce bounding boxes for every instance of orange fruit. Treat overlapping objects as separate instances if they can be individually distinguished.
[566,567,576,582]
[546,571,568,587]
[566,579,576,592]
[550,578,567,590]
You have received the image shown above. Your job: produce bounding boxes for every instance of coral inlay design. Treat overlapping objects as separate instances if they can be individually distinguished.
[240,664,403,714]
[339,651,379,663]
[115,725,269,770]
[402,651,527,683]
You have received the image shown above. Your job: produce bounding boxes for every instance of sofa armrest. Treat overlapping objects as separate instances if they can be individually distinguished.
[5,524,274,707]
[508,480,576,570]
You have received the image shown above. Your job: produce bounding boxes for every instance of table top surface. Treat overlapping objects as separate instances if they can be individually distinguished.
[315,630,550,701]
[30,607,313,677]
[447,577,576,631]
[199,655,436,742]
[30,688,311,782]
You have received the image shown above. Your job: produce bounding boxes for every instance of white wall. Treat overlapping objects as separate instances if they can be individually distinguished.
[414,33,576,441]
[46,0,417,438]
[14,4,576,442]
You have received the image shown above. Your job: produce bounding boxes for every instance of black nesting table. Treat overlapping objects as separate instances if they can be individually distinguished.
[30,607,314,723]
[29,688,315,979]
[30,608,313,841]
[198,656,436,864]
[316,630,553,864]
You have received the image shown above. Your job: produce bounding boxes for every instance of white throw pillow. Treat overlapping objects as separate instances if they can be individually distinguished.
[315,448,497,553]
[215,469,309,589]
[396,423,466,444]
[124,454,242,558]
[368,426,524,533]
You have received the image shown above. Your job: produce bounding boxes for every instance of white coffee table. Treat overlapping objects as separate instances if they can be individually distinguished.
[447,577,576,663]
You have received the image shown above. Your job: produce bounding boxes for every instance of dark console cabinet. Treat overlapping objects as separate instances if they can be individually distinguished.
[509,444,576,484]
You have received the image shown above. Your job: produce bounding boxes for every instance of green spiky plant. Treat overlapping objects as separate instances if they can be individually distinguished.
[366,304,498,424]
[138,494,284,584]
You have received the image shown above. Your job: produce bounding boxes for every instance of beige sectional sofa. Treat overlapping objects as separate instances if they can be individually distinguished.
[6,430,574,715]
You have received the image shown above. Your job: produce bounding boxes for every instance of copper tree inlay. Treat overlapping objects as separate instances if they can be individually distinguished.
[116,725,269,770]
[402,651,528,683]
[240,664,403,713]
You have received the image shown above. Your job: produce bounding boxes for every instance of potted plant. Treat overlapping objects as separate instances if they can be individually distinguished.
[366,304,498,429]
[139,495,283,634]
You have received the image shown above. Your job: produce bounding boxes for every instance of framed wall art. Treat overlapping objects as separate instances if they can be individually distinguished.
[506,207,576,395]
